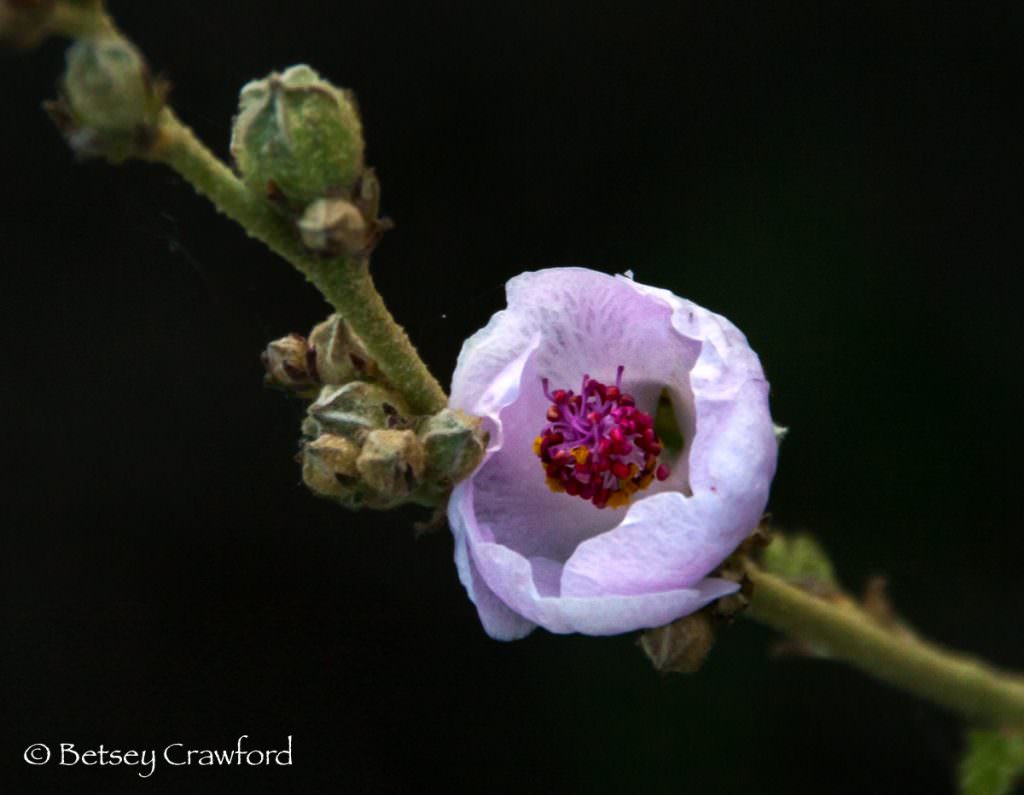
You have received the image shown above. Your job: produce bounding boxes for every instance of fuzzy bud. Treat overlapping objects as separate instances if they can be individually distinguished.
[298,198,367,256]
[356,429,426,498]
[307,381,410,442]
[301,433,361,500]
[297,170,392,258]
[417,408,486,486]
[48,34,166,161]
[231,64,364,210]
[307,314,379,385]
[261,333,317,396]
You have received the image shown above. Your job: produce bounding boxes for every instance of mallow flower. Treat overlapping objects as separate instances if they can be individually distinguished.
[448,268,778,639]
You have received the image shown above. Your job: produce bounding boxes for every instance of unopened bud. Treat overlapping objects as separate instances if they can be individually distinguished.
[49,34,166,161]
[261,333,317,395]
[301,434,361,500]
[307,314,378,385]
[418,409,486,486]
[231,64,364,209]
[307,381,410,442]
[298,198,367,256]
[297,169,392,258]
[639,611,716,674]
[356,429,425,498]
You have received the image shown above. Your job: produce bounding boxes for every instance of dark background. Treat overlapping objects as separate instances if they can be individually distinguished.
[3,2,1023,793]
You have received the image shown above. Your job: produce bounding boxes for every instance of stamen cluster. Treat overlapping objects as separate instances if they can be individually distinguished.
[534,366,669,509]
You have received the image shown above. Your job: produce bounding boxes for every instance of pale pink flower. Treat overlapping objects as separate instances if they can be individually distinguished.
[448,268,777,639]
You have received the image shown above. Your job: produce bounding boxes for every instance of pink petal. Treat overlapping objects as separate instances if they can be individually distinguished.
[451,494,536,640]
[450,480,740,636]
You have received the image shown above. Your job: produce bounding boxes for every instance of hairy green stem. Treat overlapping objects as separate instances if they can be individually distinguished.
[745,562,1024,728]
[151,111,448,415]
[49,1,115,39]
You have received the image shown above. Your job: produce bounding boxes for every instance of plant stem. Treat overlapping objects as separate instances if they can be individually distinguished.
[49,1,115,39]
[744,561,1024,728]
[150,111,448,415]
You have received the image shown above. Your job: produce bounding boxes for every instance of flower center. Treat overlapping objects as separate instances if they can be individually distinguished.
[533,366,669,509]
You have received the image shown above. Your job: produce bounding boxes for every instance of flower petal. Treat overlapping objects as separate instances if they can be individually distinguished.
[447,267,777,637]
[451,486,537,640]
[451,268,701,421]
[450,479,739,637]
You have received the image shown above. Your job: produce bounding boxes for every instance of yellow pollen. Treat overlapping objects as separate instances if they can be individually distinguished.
[570,446,589,465]
[614,465,657,502]
[606,491,631,509]
[532,436,544,456]
[546,476,565,493]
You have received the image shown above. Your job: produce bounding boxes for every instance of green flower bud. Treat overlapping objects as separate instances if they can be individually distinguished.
[307,314,379,385]
[230,64,364,209]
[417,409,486,486]
[307,381,410,442]
[50,34,166,161]
[356,429,426,498]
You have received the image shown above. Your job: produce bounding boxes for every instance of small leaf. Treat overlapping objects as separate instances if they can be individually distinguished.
[960,729,1024,795]
[760,533,838,588]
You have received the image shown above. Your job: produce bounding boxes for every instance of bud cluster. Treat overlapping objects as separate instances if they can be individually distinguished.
[263,315,485,511]
[230,64,390,260]
[302,384,486,511]
[262,313,379,397]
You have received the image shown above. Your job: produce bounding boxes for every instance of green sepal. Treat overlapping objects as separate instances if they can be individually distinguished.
[760,533,838,588]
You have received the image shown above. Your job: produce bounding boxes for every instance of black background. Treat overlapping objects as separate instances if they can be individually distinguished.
[3,2,1023,793]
